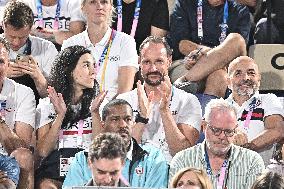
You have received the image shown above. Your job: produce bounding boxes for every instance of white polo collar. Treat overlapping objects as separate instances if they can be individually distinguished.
[83,27,112,48]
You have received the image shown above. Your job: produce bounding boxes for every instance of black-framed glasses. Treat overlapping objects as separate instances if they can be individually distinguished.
[207,124,236,137]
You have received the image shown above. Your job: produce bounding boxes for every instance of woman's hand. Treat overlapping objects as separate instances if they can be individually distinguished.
[47,86,67,118]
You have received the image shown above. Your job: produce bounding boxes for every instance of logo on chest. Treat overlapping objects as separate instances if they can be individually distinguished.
[109,55,120,62]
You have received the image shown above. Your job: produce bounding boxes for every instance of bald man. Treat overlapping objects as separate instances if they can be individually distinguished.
[226,56,284,165]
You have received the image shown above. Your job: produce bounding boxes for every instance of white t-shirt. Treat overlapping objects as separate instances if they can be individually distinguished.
[0,78,36,154]
[0,0,10,24]
[62,28,139,99]
[36,98,93,150]
[117,86,202,162]
[2,35,58,78]
[226,92,284,165]
[21,0,85,31]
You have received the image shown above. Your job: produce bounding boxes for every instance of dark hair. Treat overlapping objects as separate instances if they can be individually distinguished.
[49,45,99,129]
[3,1,34,29]
[139,36,173,57]
[251,171,284,189]
[101,99,133,121]
[0,37,10,52]
[88,132,127,162]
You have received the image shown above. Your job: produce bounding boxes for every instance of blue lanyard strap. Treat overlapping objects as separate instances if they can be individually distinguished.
[116,0,141,37]
[197,0,203,42]
[36,0,61,29]
[98,29,116,67]
[219,0,229,43]
[197,0,229,44]
[23,38,32,55]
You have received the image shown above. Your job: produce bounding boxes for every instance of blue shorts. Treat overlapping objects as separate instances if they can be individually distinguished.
[0,153,20,185]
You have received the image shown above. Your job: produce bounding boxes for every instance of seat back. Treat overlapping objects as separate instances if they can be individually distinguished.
[249,44,284,90]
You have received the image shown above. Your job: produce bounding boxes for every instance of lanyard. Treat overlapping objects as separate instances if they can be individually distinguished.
[219,0,229,43]
[204,144,231,189]
[243,97,257,132]
[116,0,141,37]
[197,0,203,42]
[22,38,32,55]
[36,0,61,30]
[197,0,229,44]
[98,29,116,92]
[58,119,85,149]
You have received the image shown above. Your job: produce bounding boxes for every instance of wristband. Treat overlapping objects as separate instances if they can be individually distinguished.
[135,113,149,124]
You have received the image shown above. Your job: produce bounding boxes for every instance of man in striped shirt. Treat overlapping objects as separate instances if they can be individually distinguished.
[170,98,265,189]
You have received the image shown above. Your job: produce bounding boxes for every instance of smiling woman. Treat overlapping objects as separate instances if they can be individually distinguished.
[62,0,139,100]
[35,45,99,189]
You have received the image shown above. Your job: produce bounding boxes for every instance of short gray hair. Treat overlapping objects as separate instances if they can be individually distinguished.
[228,56,256,76]
[204,98,237,123]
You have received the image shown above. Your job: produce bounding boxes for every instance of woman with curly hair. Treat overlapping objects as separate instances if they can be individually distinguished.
[171,167,213,189]
[35,45,98,189]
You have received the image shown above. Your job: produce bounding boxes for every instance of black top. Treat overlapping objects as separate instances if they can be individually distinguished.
[112,0,169,51]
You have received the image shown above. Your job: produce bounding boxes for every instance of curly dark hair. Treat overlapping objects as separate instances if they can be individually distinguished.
[251,171,284,189]
[88,132,127,163]
[3,1,34,29]
[49,45,99,129]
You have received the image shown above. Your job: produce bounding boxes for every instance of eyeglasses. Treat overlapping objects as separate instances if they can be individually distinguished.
[207,124,236,137]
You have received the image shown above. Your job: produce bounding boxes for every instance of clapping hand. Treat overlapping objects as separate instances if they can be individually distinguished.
[137,80,154,118]
[47,86,67,118]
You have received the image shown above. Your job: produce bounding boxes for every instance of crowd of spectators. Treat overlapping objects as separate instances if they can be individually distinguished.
[0,0,283,189]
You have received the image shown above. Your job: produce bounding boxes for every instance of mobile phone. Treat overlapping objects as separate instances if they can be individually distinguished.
[16,54,30,63]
